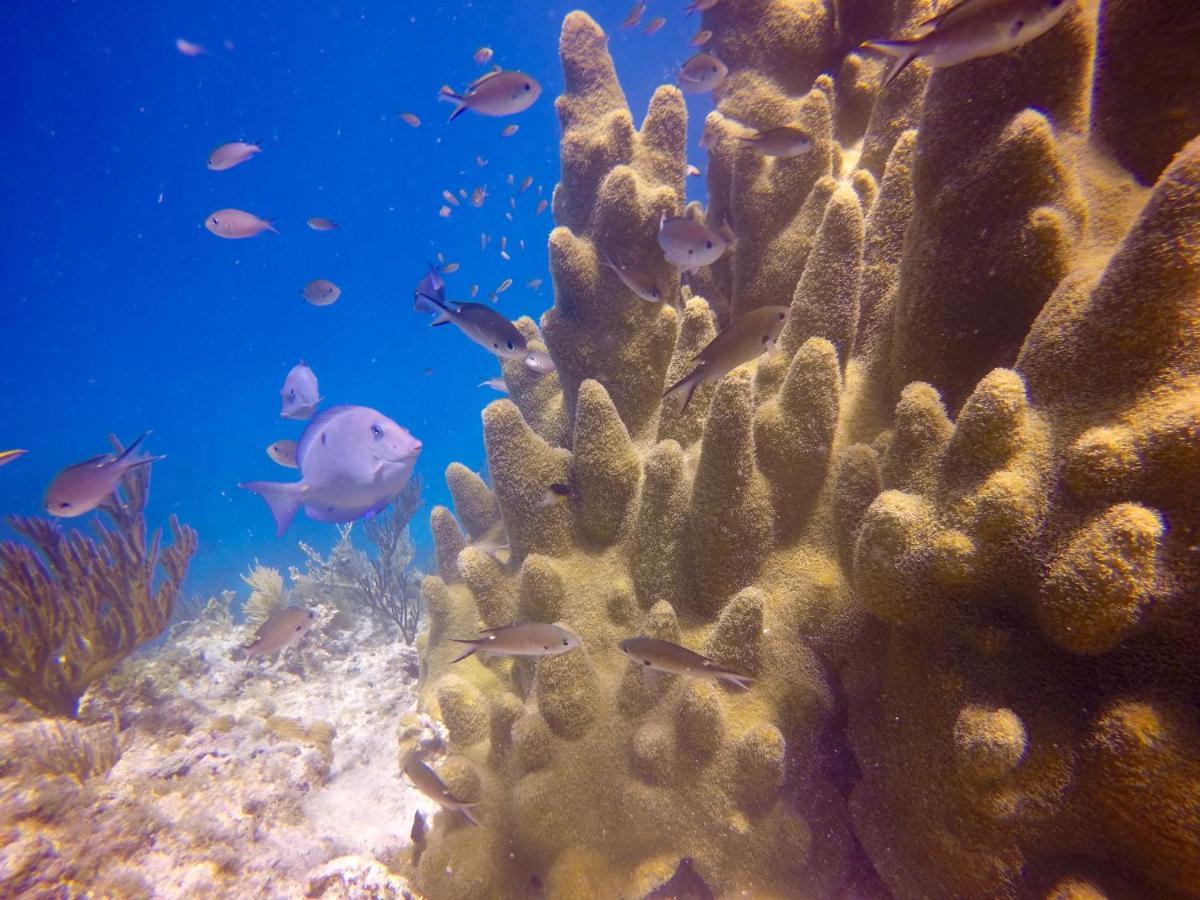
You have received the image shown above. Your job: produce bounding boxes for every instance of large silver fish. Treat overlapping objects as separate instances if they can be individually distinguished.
[658,211,734,274]
[245,607,316,658]
[44,432,163,518]
[439,69,542,122]
[403,758,482,826]
[665,305,790,410]
[280,361,321,420]
[619,636,752,690]
[863,0,1074,87]
[414,267,529,361]
[240,405,422,536]
[450,623,581,663]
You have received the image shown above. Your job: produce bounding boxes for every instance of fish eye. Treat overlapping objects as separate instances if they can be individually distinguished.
[651,288,660,298]
[778,312,786,320]
[288,389,295,398]
[524,83,532,90]
[643,660,651,666]
[705,240,713,249]
[562,639,569,646]
[506,340,515,350]
[59,502,71,509]
[372,424,384,439]
[295,625,303,632]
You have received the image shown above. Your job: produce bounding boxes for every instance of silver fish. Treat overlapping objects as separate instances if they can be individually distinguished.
[658,211,734,274]
[266,440,298,468]
[524,349,556,374]
[439,69,542,122]
[205,208,276,239]
[685,0,720,13]
[620,2,646,29]
[403,758,481,826]
[863,0,1074,87]
[302,278,341,307]
[279,361,321,420]
[307,217,339,231]
[598,248,661,303]
[44,432,163,518]
[241,405,422,536]
[665,305,790,409]
[450,622,581,663]
[679,53,728,95]
[207,141,261,171]
[619,636,752,690]
[738,125,812,157]
[413,267,528,360]
[245,607,316,658]
[478,377,509,393]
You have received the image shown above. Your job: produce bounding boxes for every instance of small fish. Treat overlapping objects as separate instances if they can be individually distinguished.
[175,37,206,56]
[403,758,481,826]
[302,278,341,307]
[470,284,480,298]
[442,189,461,207]
[642,16,666,35]
[685,163,701,177]
[863,0,1075,87]
[0,449,28,467]
[658,210,734,273]
[535,199,548,216]
[205,209,276,239]
[411,810,427,845]
[537,481,573,507]
[472,187,488,208]
[679,53,728,94]
[501,124,519,138]
[280,360,321,420]
[480,232,490,250]
[738,125,812,157]
[619,636,752,690]
[524,350,556,374]
[266,440,298,468]
[44,433,163,517]
[471,528,511,563]
[506,174,515,187]
[443,262,461,274]
[685,0,720,13]
[458,189,468,199]
[399,112,421,128]
[307,217,339,231]
[245,607,316,658]
[476,155,488,167]
[437,252,446,264]
[488,291,499,303]
[478,377,508,393]
[439,70,542,122]
[518,239,525,252]
[691,30,713,46]
[664,305,790,409]
[438,205,452,218]
[500,249,511,260]
[474,46,494,65]
[207,141,261,171]
[526,278,543,290]
[450,622,581,662]
[519,175,533,193]
[496,278,513,293]
[621,3,647,29]
[414,266,529,360]
[598,248,661,303]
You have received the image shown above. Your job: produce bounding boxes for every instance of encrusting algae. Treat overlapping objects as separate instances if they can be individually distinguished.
[412,3,1200,899]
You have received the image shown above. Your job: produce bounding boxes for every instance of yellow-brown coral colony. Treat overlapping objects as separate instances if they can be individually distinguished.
[413,2,1200,898]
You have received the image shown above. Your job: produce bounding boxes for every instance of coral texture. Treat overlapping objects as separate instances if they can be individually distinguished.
[414,4,1200,899]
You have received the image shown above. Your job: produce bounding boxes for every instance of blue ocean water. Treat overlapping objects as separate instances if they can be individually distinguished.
[0,2,713,599]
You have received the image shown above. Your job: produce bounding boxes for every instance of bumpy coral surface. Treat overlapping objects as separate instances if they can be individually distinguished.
[415,3,1199,898]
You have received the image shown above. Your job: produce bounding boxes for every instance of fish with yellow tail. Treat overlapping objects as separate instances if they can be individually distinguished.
[244,607,316,659]
[619,636,753,691]
[0,449,28,467]
[862,0,1074,87]
[664,305,790,410]
[403,758,483,826]
[450,622,581,663]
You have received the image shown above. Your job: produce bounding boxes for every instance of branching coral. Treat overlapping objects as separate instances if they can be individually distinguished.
[357,478,425,642]
[0,437,197,718]
[241,563,287,630]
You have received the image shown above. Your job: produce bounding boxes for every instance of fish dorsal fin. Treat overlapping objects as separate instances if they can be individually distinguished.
[467,66,504,90]
[918,0,996,31]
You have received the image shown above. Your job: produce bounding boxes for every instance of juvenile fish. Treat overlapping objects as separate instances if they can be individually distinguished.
[519,175,533,192]
[266,440,298,468]
[679,53,728,94]
[537,481,573,507]
[280,361,321,420]
[478,377,508,393]
[245,607,316,658]
[44,433,163,518]
[863,0,1074,87]
[442,190,460,207]
[175,38,206,56]
[439,70,541,122]
[691,30,713,45]
[619,636,752,690]
[307,217,339,231]
[496,278,513,293]
[302,278,341,307]
[664,305,789,409]
[476,155,488,167]
[0,449,28,467]
[403,759,481,826]
[621,3,646,29]
[738,125,812,157]
[443,262,460,274]
[501,124,519,138]
[207,141,261,171]
[472,187,488,208]
[535,199,548,216]
[399,112,421,128]
[658,211,734,273]
[642,16,666,35]
[414,267,528,360]
[470,284,480,298]
[685,163,701,177]
[524,350,556,374]
[438,206,452,218]
[205,208,276,239]
[685,0,720,12]
[598,248,661,303]
[526,278,543,290]
[450,623,581,662]
[241,405,421,535]
[474,46,494,65]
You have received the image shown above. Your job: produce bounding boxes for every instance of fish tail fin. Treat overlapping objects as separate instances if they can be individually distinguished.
[664,371,700,411]
[448,640,480,663]
[239,480,303,536]
[413,291,452,325]
[456,803,482,827]
[116,432,165,470]
[438,85,467,122]
[264,219,279,234]
[861,39,921,87]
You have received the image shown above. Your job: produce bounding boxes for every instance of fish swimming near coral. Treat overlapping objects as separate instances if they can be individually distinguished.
[620,3,646,29]
[204,208,276,239]
[524,349,556,374]
[44,432,163,517]
[478,377,508,393]
[245,607,316,659]
[403,759,482,826]
[439,69,542,122]
[413,266,529,361]
[280,361,321,420]
[678,53,728,95]
[664,305,790,410]
[450,622,581,663]
[862,0,1074,87]
[240,405,422,536]
[738,125,812,157]
[207,140,261,171]
[266,440,298,468]
[471,526,511,564]
[598,248,662,303]
[658,210,734,274]
[537,481,573,508]
[619,636,753,690]
[0,449,28,467]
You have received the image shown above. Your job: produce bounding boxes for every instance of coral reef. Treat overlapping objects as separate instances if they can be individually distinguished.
[0,436,197,717]
[412,4,1200,899]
